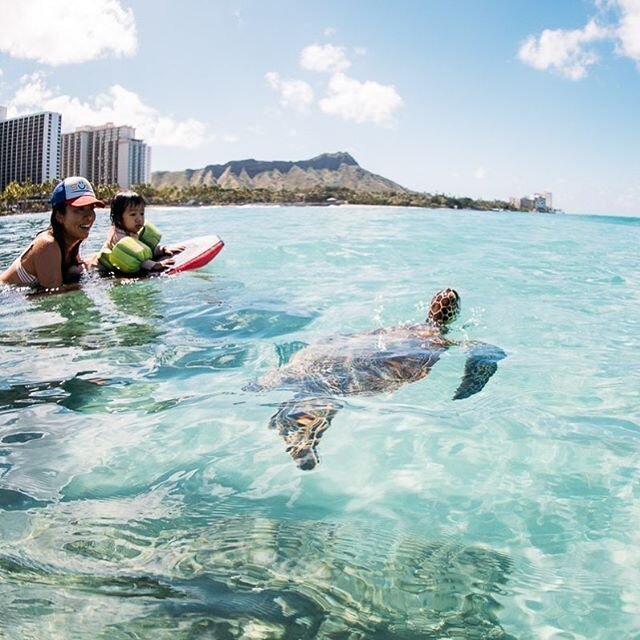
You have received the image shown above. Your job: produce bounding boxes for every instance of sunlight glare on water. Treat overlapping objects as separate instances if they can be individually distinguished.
[0,205,639,639]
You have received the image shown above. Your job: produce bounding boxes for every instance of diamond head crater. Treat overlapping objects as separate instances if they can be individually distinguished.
[0,152,520,213]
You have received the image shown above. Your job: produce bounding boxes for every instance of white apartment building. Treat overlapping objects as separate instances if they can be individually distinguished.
[0,107,62,192]
[61,123,151,189]
[512,191,553,212]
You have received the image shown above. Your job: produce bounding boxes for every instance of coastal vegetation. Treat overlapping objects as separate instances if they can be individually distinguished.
[0,179,121,214]
[0,179,520,214]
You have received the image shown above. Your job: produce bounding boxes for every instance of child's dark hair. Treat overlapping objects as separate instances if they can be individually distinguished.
[110,191,146,229]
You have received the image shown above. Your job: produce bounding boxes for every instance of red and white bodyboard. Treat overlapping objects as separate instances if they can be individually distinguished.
[164,235,224,275]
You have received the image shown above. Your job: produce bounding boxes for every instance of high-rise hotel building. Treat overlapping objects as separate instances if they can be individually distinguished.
[0,106,62,192]
[61,123,151,189]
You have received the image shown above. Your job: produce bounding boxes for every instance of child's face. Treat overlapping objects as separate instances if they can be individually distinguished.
[121,203,145,234]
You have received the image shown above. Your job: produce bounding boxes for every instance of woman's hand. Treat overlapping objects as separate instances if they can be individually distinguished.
[83,253,100,268]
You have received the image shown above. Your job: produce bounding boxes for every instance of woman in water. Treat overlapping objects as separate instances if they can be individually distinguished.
[0,176,104,290]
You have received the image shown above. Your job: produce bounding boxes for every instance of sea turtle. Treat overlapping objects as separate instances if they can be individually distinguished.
[251,288,506,470]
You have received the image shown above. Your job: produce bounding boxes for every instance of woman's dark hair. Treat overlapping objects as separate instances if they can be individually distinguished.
[110,191,146,229]
[49,203,83,283]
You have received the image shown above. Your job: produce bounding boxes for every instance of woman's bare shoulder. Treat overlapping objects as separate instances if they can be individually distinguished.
[31,231,56,249]
[26,232,60,262]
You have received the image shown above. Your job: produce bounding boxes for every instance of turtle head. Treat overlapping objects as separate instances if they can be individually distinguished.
[427,288,460,330]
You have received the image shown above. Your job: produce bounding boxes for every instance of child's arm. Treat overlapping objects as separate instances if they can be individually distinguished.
[139,221,184,258]
[153,243,185,258]
[141,258,173,272]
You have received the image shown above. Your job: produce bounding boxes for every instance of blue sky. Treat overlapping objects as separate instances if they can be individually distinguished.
[1,0,639,214]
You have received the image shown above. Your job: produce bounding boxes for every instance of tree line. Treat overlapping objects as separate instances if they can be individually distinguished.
[0,179,520,214]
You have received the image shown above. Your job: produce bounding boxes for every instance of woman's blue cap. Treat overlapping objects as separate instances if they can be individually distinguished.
[50,177,105,207]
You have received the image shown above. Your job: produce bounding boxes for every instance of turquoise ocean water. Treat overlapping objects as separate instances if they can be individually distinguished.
[0,205,638,639]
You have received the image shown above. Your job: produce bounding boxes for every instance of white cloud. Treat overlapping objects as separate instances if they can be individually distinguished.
[267,41,403,126]
[0,0,136,65]
[319,72,403,125]
[518,1,640,78]
[615,0,640,64]
[232,9,245,26]
[7,74,209,148]
[517,19,609,80]
[354,47,367,57]
[474,167,487,180]
[300,44,351,73]
[265,72,314,112]
[324,27,337,37]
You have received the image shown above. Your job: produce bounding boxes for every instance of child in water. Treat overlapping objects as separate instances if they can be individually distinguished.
[98,191,183,274]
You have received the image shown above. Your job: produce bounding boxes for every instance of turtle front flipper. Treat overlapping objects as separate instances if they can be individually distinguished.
[269,396,343,470]
[453,342,506,400]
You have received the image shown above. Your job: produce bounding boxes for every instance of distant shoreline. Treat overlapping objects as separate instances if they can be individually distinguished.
[1,201,562,218]
[1,183,525,216]
[3,202,639,219]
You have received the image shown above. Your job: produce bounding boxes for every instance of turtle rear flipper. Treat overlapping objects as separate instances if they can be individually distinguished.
[269,397,342,470]
[287,442,321,471]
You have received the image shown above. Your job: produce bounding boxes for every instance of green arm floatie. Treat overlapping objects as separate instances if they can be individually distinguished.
[138,221,162,252]
[98,236,153,274]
